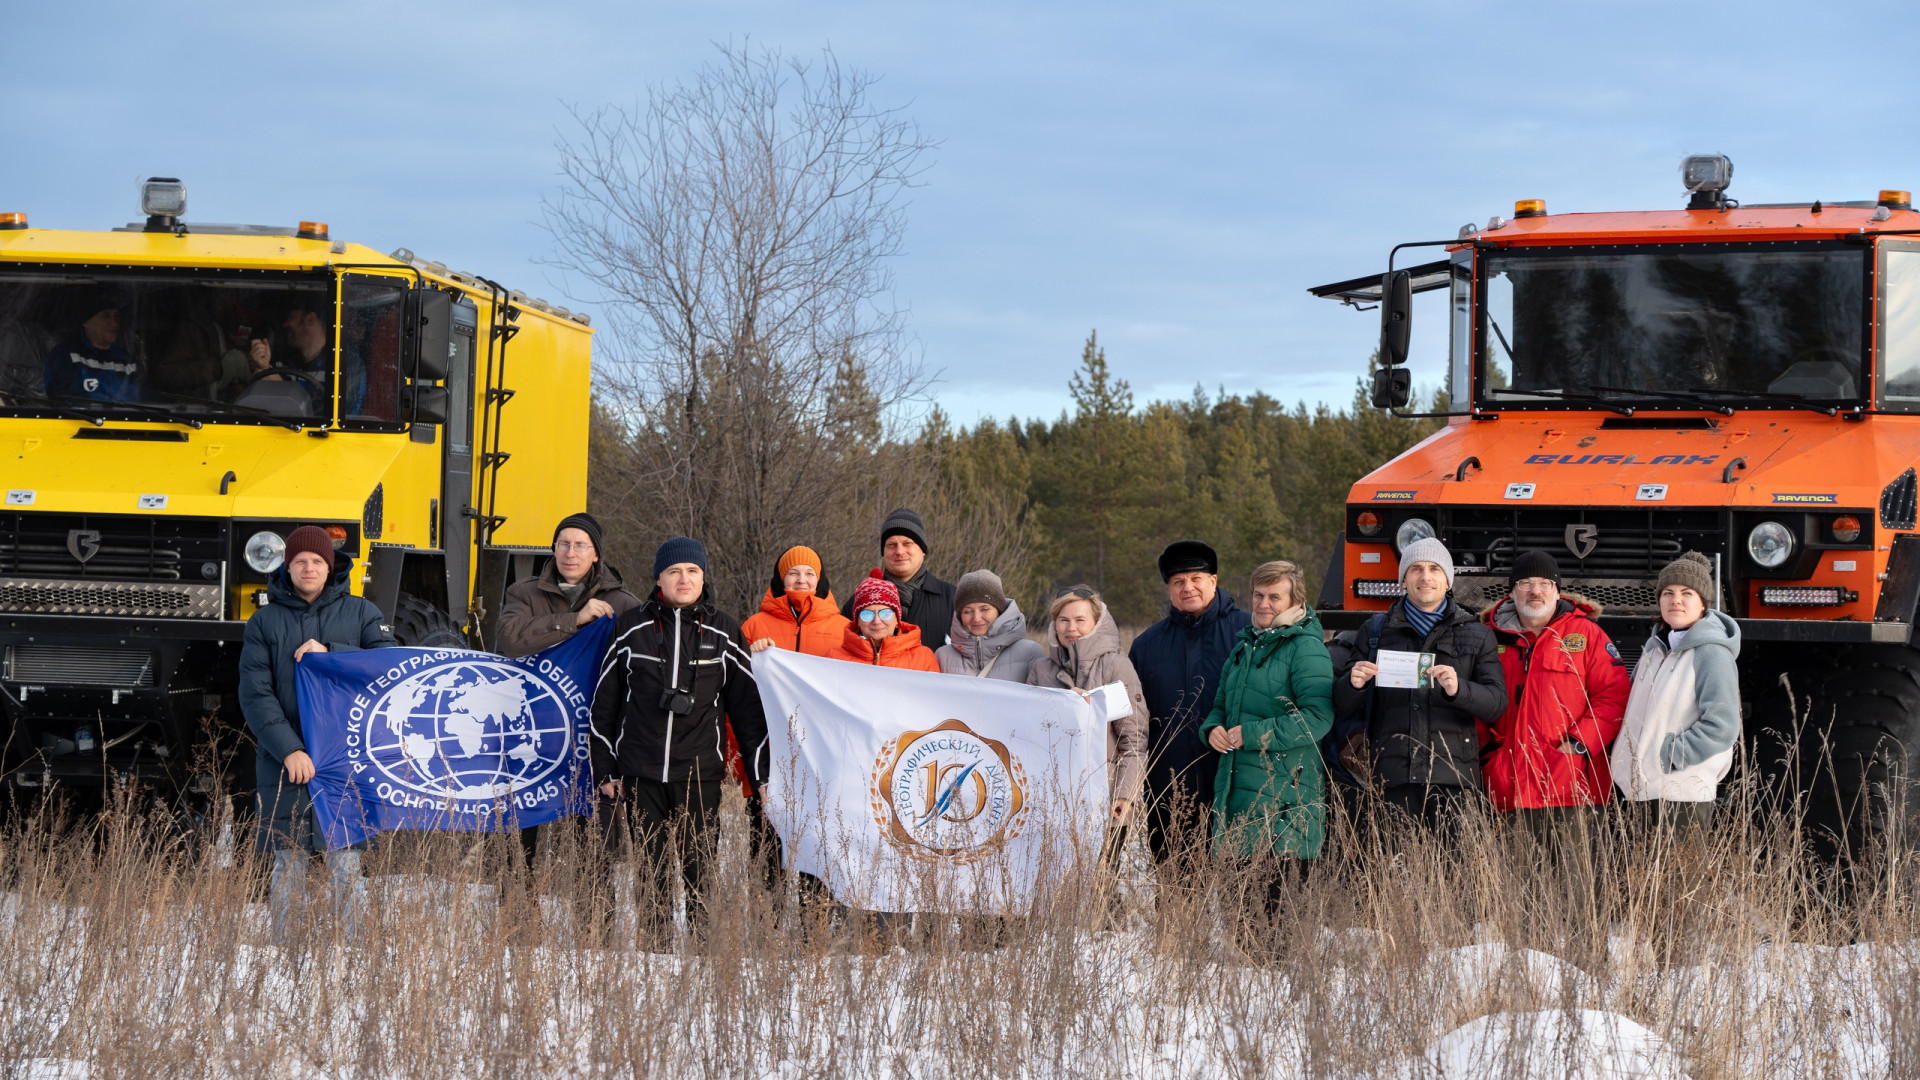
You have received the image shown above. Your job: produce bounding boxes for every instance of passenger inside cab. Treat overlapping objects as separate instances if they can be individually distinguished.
[43,290,142,402]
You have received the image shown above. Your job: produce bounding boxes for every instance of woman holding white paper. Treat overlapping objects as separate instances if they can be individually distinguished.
[1026,587,1151,854]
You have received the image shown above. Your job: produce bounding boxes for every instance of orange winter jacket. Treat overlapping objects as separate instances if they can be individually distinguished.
[741,588,849,656]
[831,621,941,671]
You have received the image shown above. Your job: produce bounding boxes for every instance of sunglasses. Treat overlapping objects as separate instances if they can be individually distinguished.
[857,608,898,623]
[1056,586,1097,602]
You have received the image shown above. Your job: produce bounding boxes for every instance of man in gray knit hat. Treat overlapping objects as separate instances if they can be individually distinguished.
[1332,536,1505,834]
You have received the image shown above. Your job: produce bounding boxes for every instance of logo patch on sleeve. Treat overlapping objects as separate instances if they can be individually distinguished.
[1604,640,1621,661]
[1562,632,1587,653]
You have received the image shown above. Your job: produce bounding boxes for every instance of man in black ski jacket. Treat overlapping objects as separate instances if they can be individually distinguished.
[591,536,767,932]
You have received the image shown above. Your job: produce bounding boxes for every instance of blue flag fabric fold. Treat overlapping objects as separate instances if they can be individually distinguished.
[296,618,613,850]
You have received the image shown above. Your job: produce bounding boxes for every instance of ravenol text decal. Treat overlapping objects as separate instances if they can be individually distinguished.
[1372,490,1418,501]
[1772,493,1839,505]
[1524,454,1720,466]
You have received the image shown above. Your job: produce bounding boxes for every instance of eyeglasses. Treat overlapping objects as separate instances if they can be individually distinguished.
[857,608,898,623]
[554,541,595,554]
[1513,578,1558,593]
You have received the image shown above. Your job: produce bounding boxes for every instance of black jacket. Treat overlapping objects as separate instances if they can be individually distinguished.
[591,590,768,785]
[1128,589,1254,795]
[1331,597,1505,789]
[842,566,957,650]
[238,556,394,851]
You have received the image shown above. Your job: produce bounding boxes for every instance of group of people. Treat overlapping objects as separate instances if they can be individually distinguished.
[239,504,1742,938]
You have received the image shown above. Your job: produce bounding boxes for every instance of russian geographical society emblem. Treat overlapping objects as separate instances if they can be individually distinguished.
[345,651,591,817]
[869,718,1029,865]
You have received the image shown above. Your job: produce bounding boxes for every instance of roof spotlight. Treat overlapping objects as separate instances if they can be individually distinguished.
[141,176,186,232]
[1681,154,1734,210]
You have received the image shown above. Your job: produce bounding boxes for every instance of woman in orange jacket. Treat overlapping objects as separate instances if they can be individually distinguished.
[743,545,849,656]
[832,569,940,671]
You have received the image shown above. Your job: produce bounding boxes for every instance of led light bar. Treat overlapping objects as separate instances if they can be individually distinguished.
[1354,579,1407,599]
[1758,586,1854,607]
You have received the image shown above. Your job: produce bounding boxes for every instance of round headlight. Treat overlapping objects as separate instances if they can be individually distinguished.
[1356,511,1383,537]
[245,530,285,573]
[1395,517,1436,553]
[1747,521,1795,569]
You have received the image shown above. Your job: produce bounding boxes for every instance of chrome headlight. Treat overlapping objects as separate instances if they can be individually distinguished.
[245,530,285,573]
[1747,521,1795,569]
[1395,517,1436,553]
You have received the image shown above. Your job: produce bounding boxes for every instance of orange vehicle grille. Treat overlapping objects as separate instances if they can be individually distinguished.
[1445,508,1725,579]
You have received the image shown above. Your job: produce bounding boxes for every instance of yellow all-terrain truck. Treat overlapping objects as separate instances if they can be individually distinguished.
[0,178,591,799]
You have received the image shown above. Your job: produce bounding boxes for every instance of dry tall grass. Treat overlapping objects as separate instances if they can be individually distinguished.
[0,771,1911,1079]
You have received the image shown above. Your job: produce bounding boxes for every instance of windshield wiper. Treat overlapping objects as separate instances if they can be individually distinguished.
[150,391,305,432]
[1684,387,1843,417]
[1487,387,1636,416]
[54,395,203,429]
[2,395,107,426]
[1586,385,1735,416]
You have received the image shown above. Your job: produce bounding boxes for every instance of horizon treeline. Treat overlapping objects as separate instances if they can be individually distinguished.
[924,332,1445,625]
[586,331,1443,628]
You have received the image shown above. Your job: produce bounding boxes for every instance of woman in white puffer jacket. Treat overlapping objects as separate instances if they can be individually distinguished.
[1609,552,1742,830]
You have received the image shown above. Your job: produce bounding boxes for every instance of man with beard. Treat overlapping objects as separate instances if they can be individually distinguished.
[1479,549,1630,851]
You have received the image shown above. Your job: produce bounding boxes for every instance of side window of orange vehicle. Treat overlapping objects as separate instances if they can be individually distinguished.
[1883,246,1920,410]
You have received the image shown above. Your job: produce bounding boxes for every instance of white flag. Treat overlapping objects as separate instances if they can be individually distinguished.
[753,649,1120,914]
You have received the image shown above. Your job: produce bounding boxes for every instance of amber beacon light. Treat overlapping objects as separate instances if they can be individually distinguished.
[1513,199,1547,218]
[1880,190,1912,211]
[0,212,26,230]
[296,221,330,240]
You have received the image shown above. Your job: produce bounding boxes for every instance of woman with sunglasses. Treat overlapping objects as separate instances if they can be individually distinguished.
[832,569,940,671]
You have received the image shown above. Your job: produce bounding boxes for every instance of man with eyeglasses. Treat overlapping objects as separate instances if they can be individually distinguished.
[497,513,643,658]
[1479,549,1630,851]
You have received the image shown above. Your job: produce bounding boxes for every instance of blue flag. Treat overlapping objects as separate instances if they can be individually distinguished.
[295,618,613,849]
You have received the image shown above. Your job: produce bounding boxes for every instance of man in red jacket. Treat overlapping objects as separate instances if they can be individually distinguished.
[1481,550,1631,850]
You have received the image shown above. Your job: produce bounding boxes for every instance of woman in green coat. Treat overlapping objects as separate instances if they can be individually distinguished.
[1199,559,1336,877]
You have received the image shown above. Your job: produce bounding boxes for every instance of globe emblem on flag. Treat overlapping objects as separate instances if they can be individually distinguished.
[363,659,577,801]
[870,718,1029,865]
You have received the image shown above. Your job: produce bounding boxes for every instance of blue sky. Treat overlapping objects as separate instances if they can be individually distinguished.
[6,1,1919,427]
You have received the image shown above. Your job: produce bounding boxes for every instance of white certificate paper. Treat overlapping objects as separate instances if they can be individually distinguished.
[1375,649,1434,689]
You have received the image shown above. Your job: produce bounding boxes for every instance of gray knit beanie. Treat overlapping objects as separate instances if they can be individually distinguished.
[1399,536,1455,587]
[954,569,1009,615]
[1656,551,1714,604]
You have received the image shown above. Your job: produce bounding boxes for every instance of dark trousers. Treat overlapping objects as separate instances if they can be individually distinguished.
[1379,783,1479,845]
[1144,780,1214,872]
[601,775,725,927]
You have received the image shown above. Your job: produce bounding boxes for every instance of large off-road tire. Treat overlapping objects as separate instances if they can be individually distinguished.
[393,592,468,649]
[1754,644,1920,860]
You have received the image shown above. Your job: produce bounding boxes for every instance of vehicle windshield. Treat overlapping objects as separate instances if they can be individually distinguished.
[0,268,405,427]
[1478,243,1867,410]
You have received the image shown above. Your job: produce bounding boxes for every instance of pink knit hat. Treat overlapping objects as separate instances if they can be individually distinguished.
[851,568,902,618]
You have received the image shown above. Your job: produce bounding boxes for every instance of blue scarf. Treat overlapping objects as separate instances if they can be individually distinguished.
[1403,595,1448,640]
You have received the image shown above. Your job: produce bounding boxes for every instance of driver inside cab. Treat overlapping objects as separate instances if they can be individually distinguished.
[233,302,362,418]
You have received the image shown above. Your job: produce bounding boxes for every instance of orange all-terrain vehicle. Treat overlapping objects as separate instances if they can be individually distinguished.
[1311,155,1920,855]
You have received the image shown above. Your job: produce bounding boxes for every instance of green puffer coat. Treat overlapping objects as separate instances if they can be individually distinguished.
[1198,608,1335,859]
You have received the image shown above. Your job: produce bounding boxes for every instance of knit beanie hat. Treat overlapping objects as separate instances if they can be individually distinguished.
[851,568,903,618]
[1656,551,1714,603]
[653,536,708,579]
[1509,548,1561,586]
[775,545,822,580]
[283,525,337,572]
[954,569,1009,615]
[1399,537,1455,586]
[552,512,603,556]
[880,507,929,554]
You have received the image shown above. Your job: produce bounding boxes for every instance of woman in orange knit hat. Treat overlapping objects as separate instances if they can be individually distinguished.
[744,545,849,656]
[832,569,940,671]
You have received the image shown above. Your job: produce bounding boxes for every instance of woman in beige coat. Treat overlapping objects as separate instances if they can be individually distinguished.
[1026,586,1151,864]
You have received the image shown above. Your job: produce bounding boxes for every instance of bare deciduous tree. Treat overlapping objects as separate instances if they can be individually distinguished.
[549,43,949,613]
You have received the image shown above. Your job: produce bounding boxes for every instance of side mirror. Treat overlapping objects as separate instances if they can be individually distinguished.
[402,289,453,381]
[403,383,450,426]
[1380,269,1412,366]
[1371,365,1412,410]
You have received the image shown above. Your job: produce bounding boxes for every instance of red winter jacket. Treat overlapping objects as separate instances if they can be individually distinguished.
[1479,595,1631,811]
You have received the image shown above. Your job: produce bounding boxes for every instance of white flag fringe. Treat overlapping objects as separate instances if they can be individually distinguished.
[753,649,1125,914]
